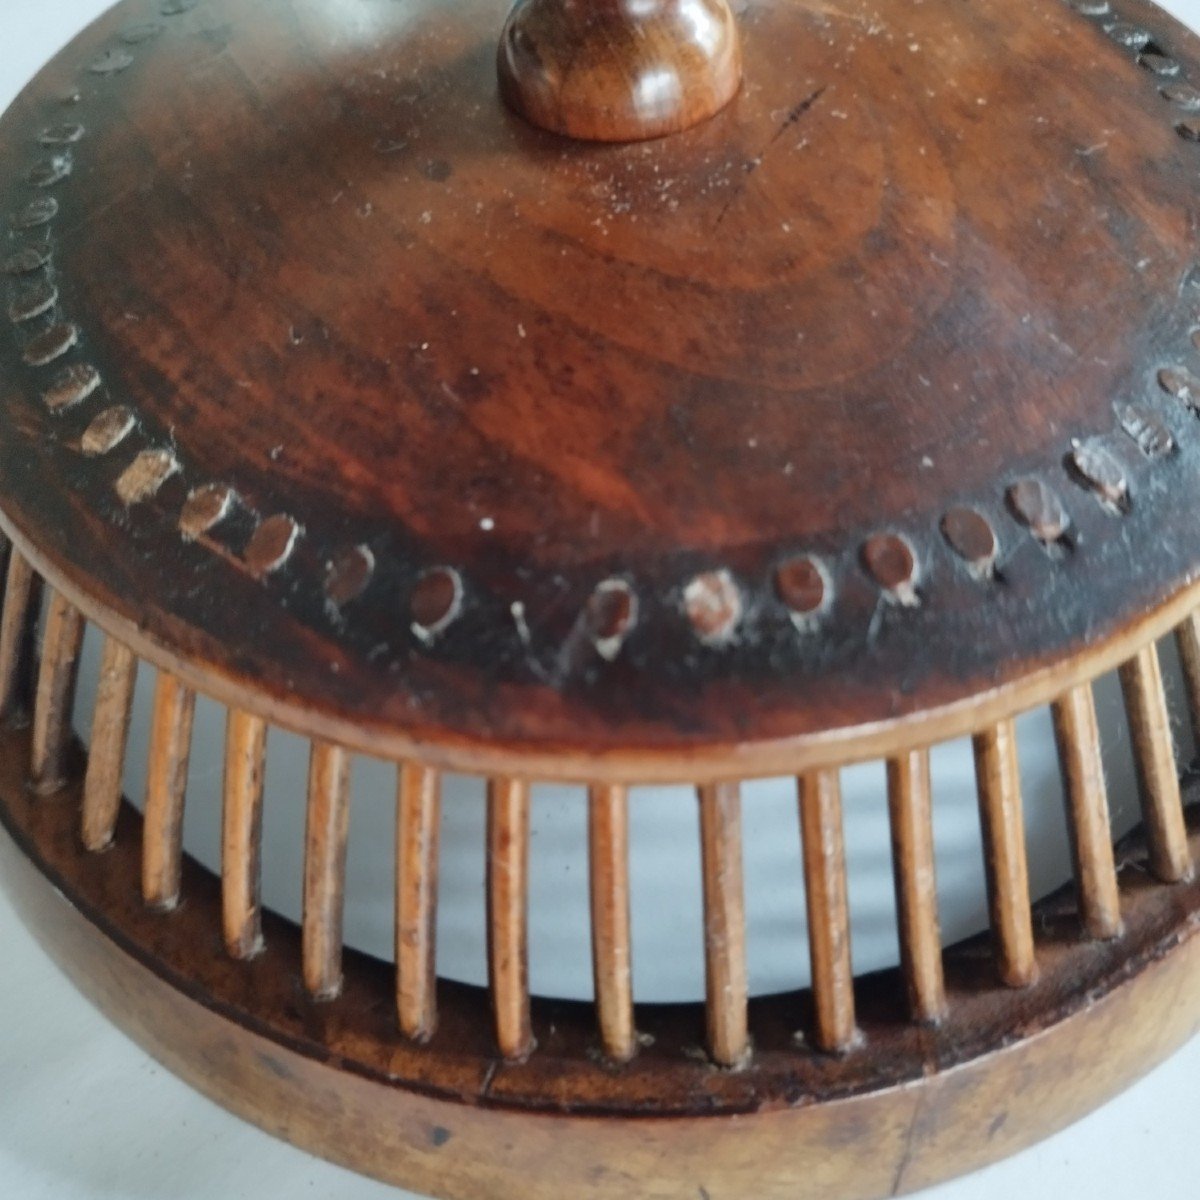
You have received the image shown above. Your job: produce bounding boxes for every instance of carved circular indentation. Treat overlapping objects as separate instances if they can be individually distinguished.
[1158,364,1200,409]
[1162,82,1200,110]
[3,246,50,276]
[1117,402,1174,458]
[411,567,464,640]
[684,570,742,645]
[1007,478,1070,543]
[81,406,135,456]
[27,154,72,188]
[43,363,100,412]
[88,49,135,75]
[774,555,830,627]
[1139,50,1180,75]
[585,579,638,661]
[12,196,58,229]
[179,482,236,540]
[39,124,84,145]
[940,507,998,579]
[1105,22,1152,48]
[861,534,920,606]
[325,545,376,610]
[116,448,179,506]
[22,322,77,367]
[8,279,58,324]
[1069,438,1129,511]
[244,514,302,579]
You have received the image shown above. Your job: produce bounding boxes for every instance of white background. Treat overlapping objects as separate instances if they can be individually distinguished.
[3,1,1200,1197]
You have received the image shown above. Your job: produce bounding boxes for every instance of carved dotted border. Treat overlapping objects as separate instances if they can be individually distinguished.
[3,0,1200,676]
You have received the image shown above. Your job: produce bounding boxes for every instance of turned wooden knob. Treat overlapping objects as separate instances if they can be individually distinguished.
[498,0,743,142]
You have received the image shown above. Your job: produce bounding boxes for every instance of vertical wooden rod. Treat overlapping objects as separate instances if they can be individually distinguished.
[303,741,352,999]
[0,550,42,723]
[697,781,749,1068]
[142,673,197,911]
[973,720,1038,987]
[29,590,85,795]
[1051,685,1123,939]
[81,637,137,851]
[1119,645,1193,883]
[1174,611,1200,751]
[487,776,535,1061]
[222,709,269,959]
[886,750,946,1024]
[799,769,859,1051]
[396,762,441,1042]
[588,782,636,1063]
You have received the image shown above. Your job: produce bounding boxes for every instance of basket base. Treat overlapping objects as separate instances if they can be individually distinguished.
[2,727,1200,1199]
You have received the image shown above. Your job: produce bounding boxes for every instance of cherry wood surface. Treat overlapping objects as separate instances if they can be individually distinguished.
[5,0,1200,779]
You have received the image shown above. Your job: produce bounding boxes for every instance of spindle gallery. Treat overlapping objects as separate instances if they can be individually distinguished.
[2,0,1200,1197]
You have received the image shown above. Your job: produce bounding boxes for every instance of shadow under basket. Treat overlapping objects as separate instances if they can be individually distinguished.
[5,0,1200,1196]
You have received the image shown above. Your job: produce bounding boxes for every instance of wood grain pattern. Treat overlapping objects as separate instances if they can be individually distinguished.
[698,781,749,1067]
[1051,685,1123,940]
[973,721,1038,988]
[303,741,352,1000]
[487,776,534,1061]
[1119,646,1193,883]
[141,672,196,911]
[799,769,859,1051]
[396,761,441,1042]
[80,635,136,851]
[1,0,1200,781]
[588,782,636,1062]
[29,589,84,795]
[886,750,946,1024]
[222,708,268,960]
[0,550,41,724]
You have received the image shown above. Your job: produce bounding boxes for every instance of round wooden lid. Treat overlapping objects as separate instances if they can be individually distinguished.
[2,0,1200,779]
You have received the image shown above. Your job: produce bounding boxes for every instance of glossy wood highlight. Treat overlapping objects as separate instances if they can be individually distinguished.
[222,709,268,960]
[698,781,749,1067]
[396,761,441,1042]
[29,590,84,795]
[1119,646,1193,883]
[973,721,1038,988]
[80,636,137,851]
[886,750,946,1024]
[1051,685,1123,940]
[799,769,859,1051]
[302,741,352,1000]
[487,776,534,1061]
[588,782,636,1063]
[141,673,196,911]
[0,550,41,723]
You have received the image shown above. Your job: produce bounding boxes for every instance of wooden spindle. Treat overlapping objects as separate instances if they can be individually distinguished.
[142,673,196,910]
[487,776,534,1061]
[29,590,85,795]
[222,709,268,959]
[886,750,946,1024]
[799,769,859,1051]
[973,721,1038,987]
[81,636,137,851]
[396,761,441,1042]
[698,781,749,1068]
[0,550,42,722]
[303,741,352,999]
[588,782,636,1063]
[1051,685,1122,940]
[1175,611,1200,750]
[1120,645,1193,883]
